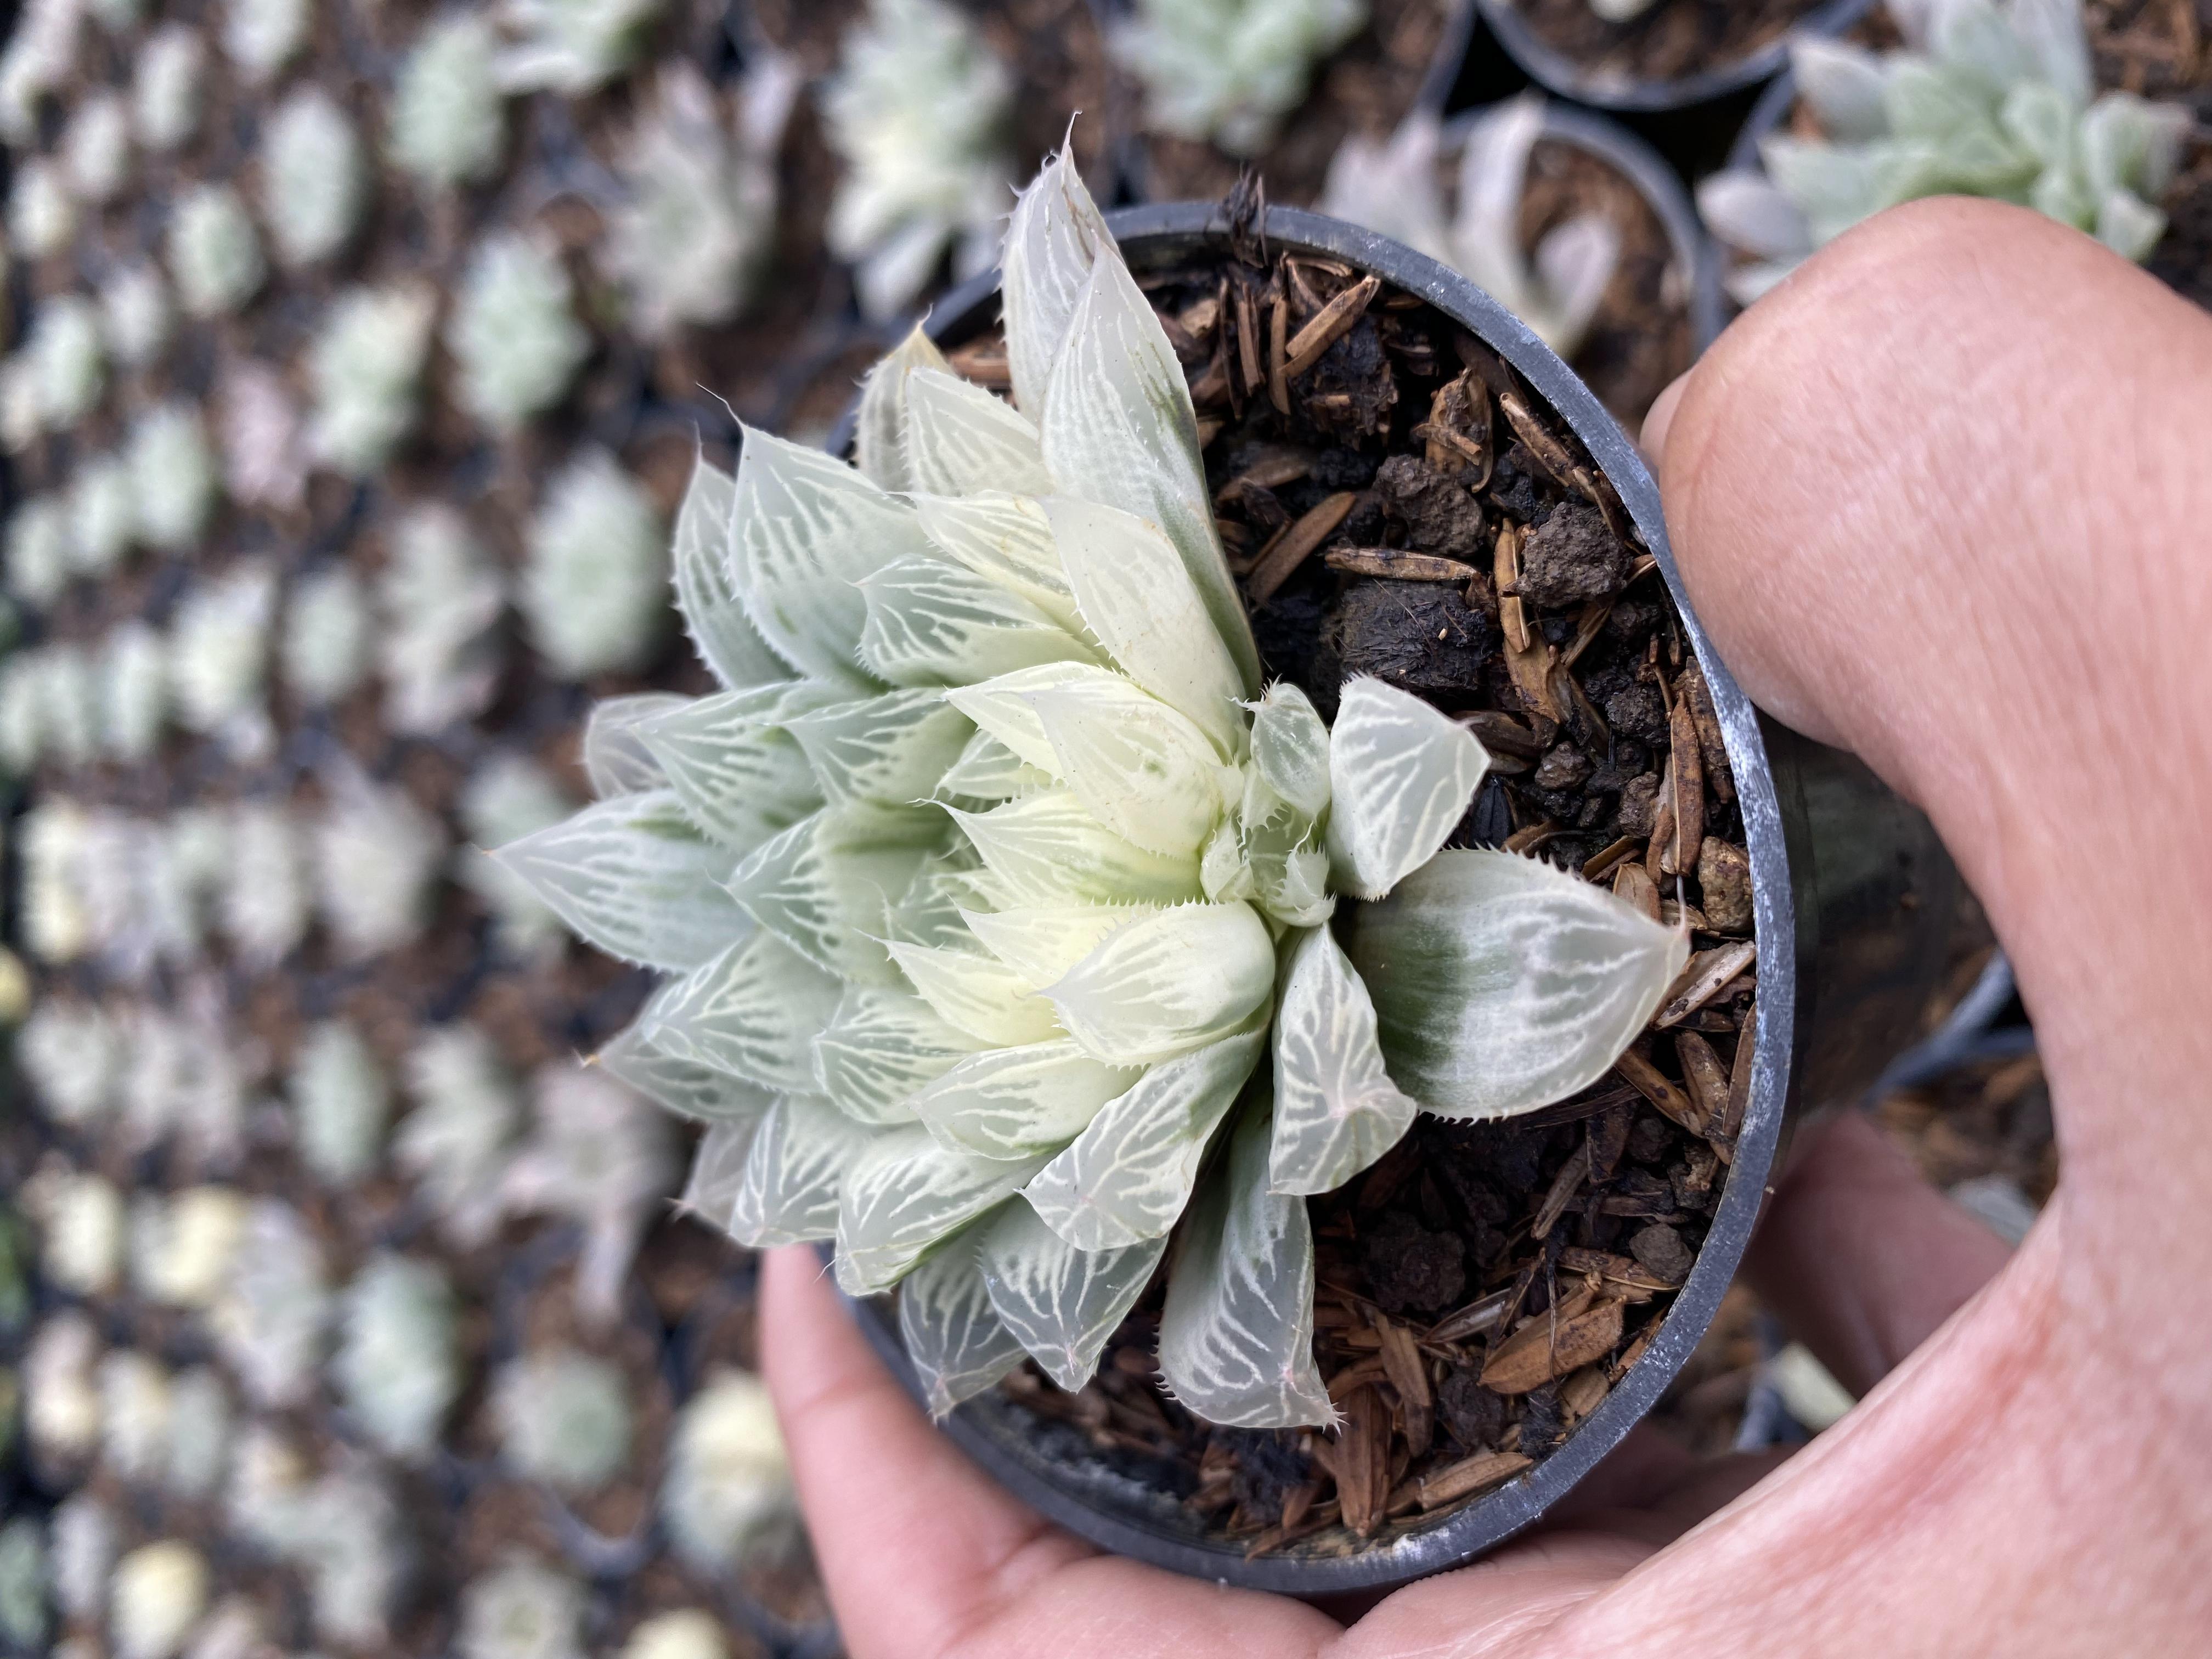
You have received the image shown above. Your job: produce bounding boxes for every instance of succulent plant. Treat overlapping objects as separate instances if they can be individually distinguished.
[96,624,164,760]
[661,1370,793,1572]
[6,494,70,605]
[458,753,577,953]
[133,24,206,152]
[280,565,372,706]
[212,1199,331,1407]
[72,810,149,969]
[167,183,266,317]
[97,1348,171,1482]
[391,14,507,190]
[312,768,447,956]
[160,1367,233,1500]
[145,816,230,963]
[111,1541,208,1659]
[262,85,366,266]
[217,363,309,510]
[498,1064,676,1326]
[224,1423,315,1551]
[18,294,106,430]
[821,0,1015,321]
[180,1599,267,1659]
[121,1006,195,1146]
[517,449,667,678]
[35,1170,126,1297]
[1699,0,2194,303]
[222,799,312,965]
[0,1517,46,1651]
[127,403,219,551]
[499,150,1684,1427]
[69,454,137,575]
[220,0,311,83]
[308,285,437,473]
[494,0,661,94]
[9,156,76,258]
[25,1313,102,1465]
[289,1021,391,1183]
[493,1346,633,1491]
[449,233,591,430]
[1322,98,1623,360]
[335,1254,462,1459]
[61,90,132,202]
[0,657,47,777]
[131,1186,247,1309]
[395,1024,521,1244]
[0,0,82,145]
[168,562,275,754]
[100,264,173,368]
[89,0,146,26]
[289,1465,413,1648]
[620,1611,729,1659]
[606,60,797,337]
[376,504,507,732]
[20,802,97,957]
[50,1492,116,1621]
[1111,0,1367,156]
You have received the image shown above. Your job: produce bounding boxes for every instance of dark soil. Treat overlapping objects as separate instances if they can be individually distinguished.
[1504,0,1830,87]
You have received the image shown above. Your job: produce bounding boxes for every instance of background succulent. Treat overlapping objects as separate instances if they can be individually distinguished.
[167,562,274,755]
[1111,0,1367,156]
[222,799,312,966]
[10,155,76,256]
[130,1186,246,1310]
[49,1493,116,1623]
[126,403,218,551]
[221,0,311,83]
[311,768,447,955]
[449,233,591,430]
[7,494,70,605]
[280,565,373,706]
[287,1465,414,1649]
[111,1541,208,1659]
[60,89,130,202]
[459,1554,588,1659]
[336,1254,463,1459]
[160,1367,234,1501]
[307,284,437,474]
[289,1020,391,1184]
[18,295,105,431]
[661,1370,794,1573]
[391,14,507,189]
[22,801,99,957]
[459,753,577,952]
[97,1348,171,1483]
[394,1023,521,1244]
[494,0,662,94]
[0,1519,46,1651]
[67,453,136,575]
[376,504,507,732]
[218,362,309,509]
[492,1346,634,1492]
[166,183,266,317]
[623,1610,729,1659]
[132,24,203,151]
[100,263,173,368]
[262,84,367,266]
[25,1313,103,1465]
[516,448,667,678]
[212,1199,331,1406]
[34,1170,126,1298]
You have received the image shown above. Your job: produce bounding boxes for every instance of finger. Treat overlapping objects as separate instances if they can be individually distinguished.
[1744,1110,2013,1397]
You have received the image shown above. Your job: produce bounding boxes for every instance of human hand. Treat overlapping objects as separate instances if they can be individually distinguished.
[760,196,2212,1657]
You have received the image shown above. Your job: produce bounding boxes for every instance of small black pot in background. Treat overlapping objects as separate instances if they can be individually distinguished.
[824,201,1957,1595]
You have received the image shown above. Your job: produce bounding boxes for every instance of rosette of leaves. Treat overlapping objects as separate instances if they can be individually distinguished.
[211,1199,331,1407]
[391,15,507,190]
[25,1314,103,1466]
[1321,97,1624,360]
[492,1347,633,1492]
[288,1020,391,1183]
[334,1254,462,1460]
[458,753,577,953]
[517,449,667,678]
[126,403,218,552]
[101,265,173,369]
[9,156,75,258]
[659,1370,794,1572]
[168,562,275,757]
[13,295,105,435]
[311,766,447,957]
[220,0,310,84]
[494,0,661,95]
[1698,0,2194,304]
[112,1542,208,1659]
[222,799,311,966]
[261,85,367,267]
[1111,0,1368,157]
[498,151,1688,1427]
[622,1611,729,1659]
[51,1493,118,1623]
[394,1024,521,1245]
[449,233,591,430]
[376,504,506,731]
[281,566,373,706]
[6,495,70,606]
[166,183,265,317]
[61,91,131,203]
[132,24,204,153]
[307,284,437,475]
[459,1555,587,1659]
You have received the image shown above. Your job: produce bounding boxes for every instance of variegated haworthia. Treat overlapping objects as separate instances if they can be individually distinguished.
[501,148,1693,1429]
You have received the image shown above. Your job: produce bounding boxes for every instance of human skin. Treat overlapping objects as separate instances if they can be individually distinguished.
[760,195,2212,1657]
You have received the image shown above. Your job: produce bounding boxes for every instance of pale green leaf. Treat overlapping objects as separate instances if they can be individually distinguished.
[898,1228,1026,1418]
[885,938,1063,1047]
[729,1093,877,1247]
[857,554,1101,689]
[958,902,1156,988]
[1347,849,1690,1120]
[1267,926,1418,1197]
[727,802,945,985]
[977,1203,1166,1391]
[783,690,974,809]
[1000,146,1113,419]
[1024,679,1226,857]
[902,370,1054,496]
[811,985,980,1127]
[910,1040,1141,1159]
[673,456,794,690]
[911,492,1081,631]
[888,853,992,950]
[942,661,1117,774]
[1325,676,1490,901]
[854,324,953,493]
[642,930,844,1093]
[1249,681,1332,822]
[1045,901,1275,1065]
[1200,818,1258,905]
[677,1118,763,1232]
[935,729,1056,804]
[637,684,833,851]
[582,693,688,798]
[946,789,1201,909]
[834,1126,1049,1293]
[597,1011,776,1125]
[1789,37,1893,144]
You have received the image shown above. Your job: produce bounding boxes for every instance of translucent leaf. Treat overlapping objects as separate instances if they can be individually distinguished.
[637,684,832,851]
[1346,849,1690,1119]
[1532,214,1622,360]
[732,426,925,687]
[1156,1102,1335,1429]
[898,1230,1026,1418]
[673,456,794,690]
[727,803,944,986]
[1324,677,1491,902]
[959,902,1156,988]
[912,492,1081,632]
[1023,682,1224,859]
[902,370,1054,497]
[2095,187,2168,262]
[1449,93,1548,330]
[582,693,689,798]
[977,1203,1167,1391]
[1023,1025,1263,1250]
[493,789,747,971]
[854,324,953,493]
[1789,37,1893,143]
[730,1094,877,1247]
[835,1126,1050,1293]
[1267,927,1418,1197]
[910,1040,1141,1159]
[678,1119,763,1231]
[946,789,1202,908]
[1695,171,1814,261]
[1201,820,1259,906]
[1249,682,1331,822]
[1724,258,1802,307]
[1046,902,1275,1066]
[2000,79,2075,173]
[811,985,979,1127]
[857,554,1100,689]
[2010,0,2094,106]
[1000,145,1114,419]
[1929,0,2040,96]
[889,852,992,950]
[1762,135,1948,244]
[598,1012,776,1125]
[782,690,974,809]
[885,939,1063,1047]
[936,729,1056,803]
[943,661,1119,774]
[1881,58,1995,144]
[1039,496,1247,757]
[642,930,844,1093]
[2081,92,2193,200]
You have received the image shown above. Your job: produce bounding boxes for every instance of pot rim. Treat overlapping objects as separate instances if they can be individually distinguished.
[1471,0,1875,113]
[827,201,1799,1594]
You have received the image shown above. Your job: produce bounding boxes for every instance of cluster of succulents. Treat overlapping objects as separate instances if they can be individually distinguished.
[1111,0,1369,156]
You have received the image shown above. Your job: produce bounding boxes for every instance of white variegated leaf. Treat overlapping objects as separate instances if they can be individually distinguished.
[1347,849,1690,1119]
[1040,497,1247,757]
[888,853,991,950]
[943,661,1120,774]
[898,1228,1027,1418]
[727,803,944,985]
[910,1040,1141,1160]
[977,1202,1167,1392]
[597,1011,777,1124]
[493,789,747,971]
[1249,682,1332,821]
[1156,1101,1335,1429]
[1325,676,1491,901]
[958,902,1156,988]
[642,930,844,1093]
[945,790,1201,909]
[1000,146,1113,419]
[730,1093,878,1247]
[732,426,925,687]
[834,1126,1049,1294]
[673,457,794,690]
[1023,1026,1264,1250]
[935,729,1057,803]
[1200,820,1257,905]
[637,684,834,851]
[911,492,1081,631]
[884,939,1063,1047]
[678,1119,762,1231]
[811,985,980,1127]
[902,370,1055,496]
[1253,836,1335,929]
[1024,680,1226,857]
[854,324,953,493]
[857,555,1101,689]
[783,690,974,809]
[1267,926,1418,1196]
[583,693,690,797]
[1046,902,1274,1065]
[1037,263,1261,696]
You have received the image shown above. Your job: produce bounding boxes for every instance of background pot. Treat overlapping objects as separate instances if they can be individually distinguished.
[826,202,1958,1594]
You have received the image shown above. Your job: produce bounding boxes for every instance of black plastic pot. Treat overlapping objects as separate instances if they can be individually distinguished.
[825,202,1958,1594]
[1473,0,1873,113]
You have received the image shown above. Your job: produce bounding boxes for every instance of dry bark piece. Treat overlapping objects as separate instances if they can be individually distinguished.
[1531,1139,1590,1240]
[1336,1385,1390,1536]
[1480,1300,1627,1395]
[1677,658,1734,800]
[1284,274,1381,379]
[1675,1031,1731,1136]
[1615,1044,1703,1133]
[1656,940,1759,1028]
[1414,1449,1532,1510]
[1664,694,1706,876]
[1236,278,1263,395]
[1372,1313,1434,1458]
[1580,834,1639,881]
[1325,548,1479,582]
[1245,490,1357,603]
[947,343,1013,387]
[1267,287,1290,414]
[1559,1364,1610,1423]
[1215,447,1316,499]
[1611,861,1661,924]
[1425,1288,1517,1345]
[1421,369,1493,487]
[1458,709,1544,759]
